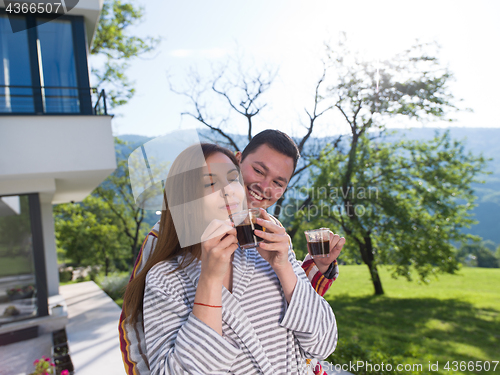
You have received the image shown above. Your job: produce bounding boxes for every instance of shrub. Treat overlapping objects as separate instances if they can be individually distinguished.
[97,273,129,301]
[59,270,73,283]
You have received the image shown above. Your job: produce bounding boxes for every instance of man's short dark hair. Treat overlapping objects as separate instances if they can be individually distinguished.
[241,129,300,171]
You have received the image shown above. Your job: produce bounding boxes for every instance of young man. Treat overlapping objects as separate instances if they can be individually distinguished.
[119,130,344,375]
[235,130,344,279]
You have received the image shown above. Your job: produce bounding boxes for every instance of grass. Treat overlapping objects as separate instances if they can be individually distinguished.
[0,256,33,277]
[325,265,500,375]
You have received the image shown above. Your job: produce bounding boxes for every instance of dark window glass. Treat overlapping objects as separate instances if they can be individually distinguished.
[0,15,35,113]
[0,195,38,324]
[36,19,79,113]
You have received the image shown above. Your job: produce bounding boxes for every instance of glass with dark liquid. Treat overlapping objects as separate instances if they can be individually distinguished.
[304,228,330,258]
[230,208,265,249]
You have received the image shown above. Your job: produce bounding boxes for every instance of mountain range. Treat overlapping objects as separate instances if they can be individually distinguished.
[117,127,500,246]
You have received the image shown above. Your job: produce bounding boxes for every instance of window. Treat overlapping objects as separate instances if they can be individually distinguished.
[0,15,34,113]
[0,12,92,114]
[37,19,79,113]
[0,194,48,325]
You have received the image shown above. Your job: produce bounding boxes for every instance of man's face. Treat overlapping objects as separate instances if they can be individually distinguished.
[236,144,295,209]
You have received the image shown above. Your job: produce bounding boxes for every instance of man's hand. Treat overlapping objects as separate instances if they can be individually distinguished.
[312,230,345,275]
[253,208,291,272]
[253,208,297,303]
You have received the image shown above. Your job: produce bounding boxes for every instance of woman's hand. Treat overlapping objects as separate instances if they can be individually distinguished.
[200,220,238,283]
[195,220,237,335]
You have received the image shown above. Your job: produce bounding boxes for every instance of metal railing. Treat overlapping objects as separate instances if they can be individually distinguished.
[92,88,108,115]
[0,85,108,115]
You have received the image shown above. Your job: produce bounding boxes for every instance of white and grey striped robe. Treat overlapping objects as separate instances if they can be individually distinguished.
[143,246,338,375]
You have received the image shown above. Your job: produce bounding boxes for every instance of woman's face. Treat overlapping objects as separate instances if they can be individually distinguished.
[202,152,245,222]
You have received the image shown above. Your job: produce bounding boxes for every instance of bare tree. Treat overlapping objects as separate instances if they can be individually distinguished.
[169,58,340,217]
[169,60,276,150]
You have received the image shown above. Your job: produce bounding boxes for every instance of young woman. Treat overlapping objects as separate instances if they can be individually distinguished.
[122,143,337,375]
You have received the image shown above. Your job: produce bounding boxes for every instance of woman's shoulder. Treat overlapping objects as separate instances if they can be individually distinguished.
[145,258,193,296]
[146,259,180,288]
[144,259,194,312]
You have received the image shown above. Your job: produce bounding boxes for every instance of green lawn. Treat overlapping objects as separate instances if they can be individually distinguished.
[0,256,33,277]
[324,265,500,375]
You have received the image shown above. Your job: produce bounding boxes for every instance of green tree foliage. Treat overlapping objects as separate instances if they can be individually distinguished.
[90,0,160,108]
[93,141,150,261]
[459,241,499,268]
[54,140,151,270]
[289,37,487,294]
[54,196,129,275]
[298,132,487,294]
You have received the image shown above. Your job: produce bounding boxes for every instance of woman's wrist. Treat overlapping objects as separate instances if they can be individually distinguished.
[199,268,224,286]
[196,273,223,302]
[193,279,224,335]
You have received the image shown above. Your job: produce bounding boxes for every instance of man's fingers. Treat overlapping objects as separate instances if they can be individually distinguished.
[255,217,284,235]
[331,237,346,259]
[335,237,346,250]
[254,229,284,243]
[329,233,341,251]
[259,208,271,220]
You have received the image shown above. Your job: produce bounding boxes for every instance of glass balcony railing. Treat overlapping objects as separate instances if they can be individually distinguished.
[0,85,108,115]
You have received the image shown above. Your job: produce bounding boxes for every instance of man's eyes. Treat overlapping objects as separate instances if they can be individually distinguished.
[253,167,263,175]
[253,167,283,188]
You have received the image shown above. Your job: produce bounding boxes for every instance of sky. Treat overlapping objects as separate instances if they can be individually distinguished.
[99,0,500,139]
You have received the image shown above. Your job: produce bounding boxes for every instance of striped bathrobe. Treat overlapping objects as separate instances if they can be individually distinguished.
[143,246,337,375]
[119,219,339,375]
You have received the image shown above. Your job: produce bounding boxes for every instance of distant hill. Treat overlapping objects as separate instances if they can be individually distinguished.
[389,128,500,245]
[117,127,500,246]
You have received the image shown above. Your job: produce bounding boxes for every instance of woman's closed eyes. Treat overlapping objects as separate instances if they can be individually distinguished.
[203,169,241,190]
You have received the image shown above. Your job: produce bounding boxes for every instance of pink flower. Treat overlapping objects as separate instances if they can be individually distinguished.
[45,357,51,361]
[34,359,40,365]
[61,369,70,375]
[50,362,55,366]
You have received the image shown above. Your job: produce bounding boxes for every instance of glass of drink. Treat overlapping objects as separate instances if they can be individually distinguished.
[229,208,265,249]
[304,228,330,258]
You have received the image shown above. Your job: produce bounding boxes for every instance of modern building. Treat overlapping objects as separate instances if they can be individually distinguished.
[0,0,116,346]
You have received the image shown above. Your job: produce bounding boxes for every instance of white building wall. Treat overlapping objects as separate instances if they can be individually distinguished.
[0,115,116,203]
[0,115,116,297]
[40,195,59,297]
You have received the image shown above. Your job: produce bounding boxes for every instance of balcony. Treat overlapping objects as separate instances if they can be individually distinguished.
[0,85,108,116]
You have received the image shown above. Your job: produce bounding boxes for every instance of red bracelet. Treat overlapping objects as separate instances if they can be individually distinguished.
[193,302,222,308]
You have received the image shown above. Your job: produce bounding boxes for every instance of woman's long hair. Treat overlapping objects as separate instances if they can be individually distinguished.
[123,143,239,324]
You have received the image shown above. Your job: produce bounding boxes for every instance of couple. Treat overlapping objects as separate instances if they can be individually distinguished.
[120,130,345,375]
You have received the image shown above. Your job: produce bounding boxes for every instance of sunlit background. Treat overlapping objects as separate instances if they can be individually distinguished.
[104,0,500,137]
